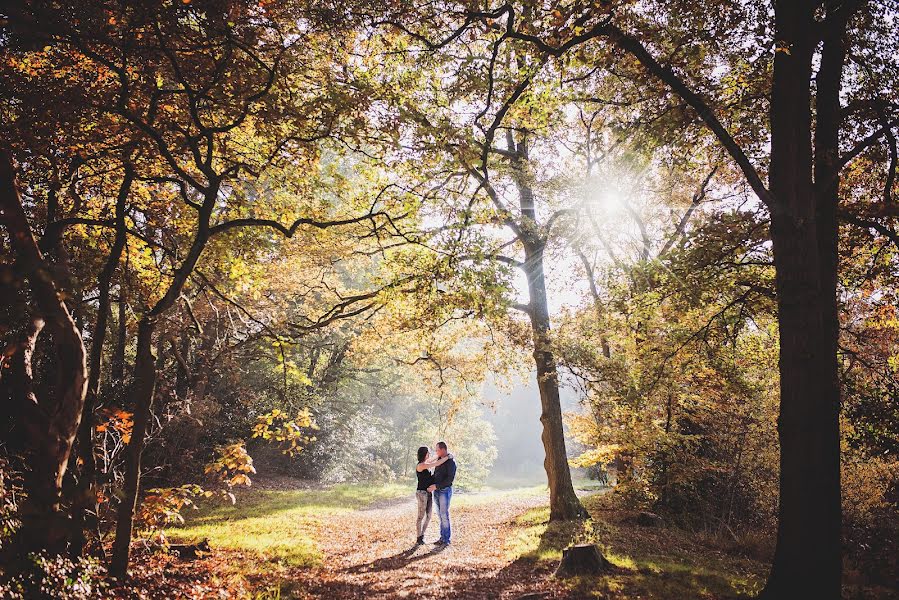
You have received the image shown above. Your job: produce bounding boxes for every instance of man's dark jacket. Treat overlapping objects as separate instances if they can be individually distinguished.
[433,456,456,490]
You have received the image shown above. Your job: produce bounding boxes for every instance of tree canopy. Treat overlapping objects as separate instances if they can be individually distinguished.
[1,1,897,599]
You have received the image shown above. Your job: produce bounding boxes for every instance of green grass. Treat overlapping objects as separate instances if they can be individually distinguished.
[503,493,767,599]
[572,478,611,492]
[165,482,408,566]
[449,483,549,508]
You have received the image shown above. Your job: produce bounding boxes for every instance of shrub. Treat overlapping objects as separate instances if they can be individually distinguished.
[0,554,105,600]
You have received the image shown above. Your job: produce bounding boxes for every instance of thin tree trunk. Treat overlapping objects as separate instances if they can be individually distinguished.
[70,162,134,556]
[0,150,88,557]
[109,188,215,579]
[574,247,611,358]
[111,293,127,385]
[109,318,156,579]
[174,334,191,399]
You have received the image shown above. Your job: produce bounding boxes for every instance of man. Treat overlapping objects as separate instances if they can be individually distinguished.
[427,440,456,545]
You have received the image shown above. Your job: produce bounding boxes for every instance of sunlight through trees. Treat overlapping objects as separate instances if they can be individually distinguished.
[1,1,897,599]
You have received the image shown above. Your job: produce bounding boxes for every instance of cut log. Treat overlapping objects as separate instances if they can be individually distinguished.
[635,511,663,527]
[554,544,609,578]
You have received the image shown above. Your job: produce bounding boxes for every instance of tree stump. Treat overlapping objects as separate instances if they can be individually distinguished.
[169,539,211,560]
[554,544,610,578]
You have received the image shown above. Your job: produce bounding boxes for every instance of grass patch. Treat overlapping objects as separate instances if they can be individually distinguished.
[450,483,549,509]
[165,482,407,567]
[504,492,767,599]
[572,478,610,492]
[504,506,599,562]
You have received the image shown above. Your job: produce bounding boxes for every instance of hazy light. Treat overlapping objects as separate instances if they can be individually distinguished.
[586,183,630,220]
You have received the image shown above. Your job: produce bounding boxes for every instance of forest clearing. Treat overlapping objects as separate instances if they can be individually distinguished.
[2,1,898,599]
[110,481,780,599]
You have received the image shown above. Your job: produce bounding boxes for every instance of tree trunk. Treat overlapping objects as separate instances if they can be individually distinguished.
[0,150,88,557]
[109,187,215,579]
[523,240,588,521]
[71,163,133,556]
[508,132,586,521]
[174,334,191,399]
[760,3,846,597]
[111,293,127,384]
[554,544,609,577]
[764,212,842,600]
[109,317,157,579]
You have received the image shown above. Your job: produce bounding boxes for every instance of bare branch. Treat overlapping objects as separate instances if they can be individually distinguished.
[659,166,718,256]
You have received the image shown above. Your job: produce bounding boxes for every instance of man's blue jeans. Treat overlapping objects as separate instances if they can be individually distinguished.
[433,486,453,543]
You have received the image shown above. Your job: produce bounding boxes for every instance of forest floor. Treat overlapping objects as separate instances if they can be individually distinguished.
[108,479,794,599]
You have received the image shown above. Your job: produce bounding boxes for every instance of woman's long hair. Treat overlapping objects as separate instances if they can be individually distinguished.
[417,446,429,464]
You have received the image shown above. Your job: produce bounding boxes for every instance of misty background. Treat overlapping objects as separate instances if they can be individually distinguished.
[480,372,586,487]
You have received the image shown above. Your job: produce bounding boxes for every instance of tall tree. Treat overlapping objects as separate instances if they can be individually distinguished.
[70,157,134,556]
[505,130,587,520]
[383,0,895,595]
[2,0,397,570]
[358,28,589,518]
[0,150,88,557]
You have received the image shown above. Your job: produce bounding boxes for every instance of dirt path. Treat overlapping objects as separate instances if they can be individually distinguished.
[287,490,571,599]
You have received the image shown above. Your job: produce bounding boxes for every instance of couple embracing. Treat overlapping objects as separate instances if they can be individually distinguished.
[414,441,456,546]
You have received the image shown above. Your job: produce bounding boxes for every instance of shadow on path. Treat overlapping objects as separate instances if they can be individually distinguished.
[341,543,448,574]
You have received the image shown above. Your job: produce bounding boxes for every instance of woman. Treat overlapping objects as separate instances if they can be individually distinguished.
[415,446,451,545]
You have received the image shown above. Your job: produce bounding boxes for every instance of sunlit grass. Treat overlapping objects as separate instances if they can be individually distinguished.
[504,505,606,562]
[165,483,408,566]
[450,482,549,508]
[503,492,766,599]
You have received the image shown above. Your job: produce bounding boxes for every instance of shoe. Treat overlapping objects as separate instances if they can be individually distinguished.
[433,539,446,545]
[416,536,424,545]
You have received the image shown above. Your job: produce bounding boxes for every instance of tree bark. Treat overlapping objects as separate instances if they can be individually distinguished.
[0,150,88,556]
[70,162,134,556]
[523,239,588,521]
[760,2,848,597]
[109,317,156,579]
[174,334,191,399]
[111,292,127,384]
[509,133,586,521]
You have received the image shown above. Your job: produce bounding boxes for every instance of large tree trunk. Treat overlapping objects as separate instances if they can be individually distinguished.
[70,163,134,556]
[109,317,157,579]
[509,133,586,521]
[0,150,88,557]
[765,207,842,600]
[760,2,847,597]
